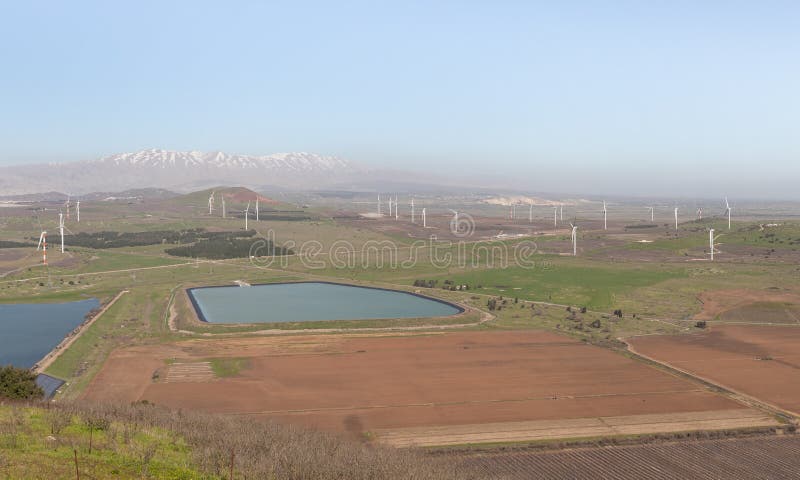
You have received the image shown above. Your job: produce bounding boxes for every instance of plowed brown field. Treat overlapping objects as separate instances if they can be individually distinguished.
[84,330,771,444]
[629,325,800,415]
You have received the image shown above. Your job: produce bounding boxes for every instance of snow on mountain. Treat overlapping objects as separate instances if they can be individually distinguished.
[91,149,353,172]
[0,149,367,195]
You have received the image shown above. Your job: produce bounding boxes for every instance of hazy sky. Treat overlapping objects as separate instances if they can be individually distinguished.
[1,1,798,197]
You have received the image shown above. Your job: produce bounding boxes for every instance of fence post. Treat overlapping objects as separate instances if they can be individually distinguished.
[74,449,80,480]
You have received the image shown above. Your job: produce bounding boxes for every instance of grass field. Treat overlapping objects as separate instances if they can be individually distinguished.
[0,404,210,479]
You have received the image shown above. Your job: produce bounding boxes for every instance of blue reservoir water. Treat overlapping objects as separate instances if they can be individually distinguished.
[188,282,462,324]
[0,298,100,368]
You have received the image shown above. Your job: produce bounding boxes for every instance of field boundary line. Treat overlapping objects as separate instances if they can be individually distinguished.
[625,340,799,423]
[34,289,129,374]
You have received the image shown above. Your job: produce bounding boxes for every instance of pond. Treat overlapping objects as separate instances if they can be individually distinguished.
[187,282,463,324]
[0,298,100,368]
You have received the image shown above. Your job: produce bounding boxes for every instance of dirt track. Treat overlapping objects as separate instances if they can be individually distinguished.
[377,409,776,447]
[82,330,766,443]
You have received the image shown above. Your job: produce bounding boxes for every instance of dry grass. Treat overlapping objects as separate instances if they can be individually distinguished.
[1,400,488,479]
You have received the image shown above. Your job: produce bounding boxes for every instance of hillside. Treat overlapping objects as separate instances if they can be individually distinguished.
[0,401,480,480]
[172,187,310,219]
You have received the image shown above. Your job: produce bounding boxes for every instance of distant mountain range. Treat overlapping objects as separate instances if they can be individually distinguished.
[0,149,380,195]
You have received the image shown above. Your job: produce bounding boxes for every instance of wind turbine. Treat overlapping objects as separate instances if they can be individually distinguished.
[245,201,250,230]
[422,208,427,228]
[255,197,259,222]
[560,205,563,222]
[65,195,71,220]
[58,212,65,253]
[602,201,607,230]
[208,191,215,215]
[724,197,732,230]
[395,196,399,220]
[529,202,533,223]
[411,198,415,223]
[709,228,722,261]
[76,201,80,223]
[553,206,558,228]
[674,207,679,231]
[647,206,654,222]
[222,196,226,219]
[388,196,392,218]
[36,230,47,265]
[448,209,458,225]
[57,210,78,254]
[696,207,702,220]
[570,223,578,256]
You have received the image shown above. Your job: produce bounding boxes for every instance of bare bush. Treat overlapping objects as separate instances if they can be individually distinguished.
[39,401,487,480]
[44,409,72,435]
[0,406,26,449]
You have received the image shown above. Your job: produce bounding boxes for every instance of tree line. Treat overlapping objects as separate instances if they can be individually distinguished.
[166,237,293,260]
[49,228,256,249]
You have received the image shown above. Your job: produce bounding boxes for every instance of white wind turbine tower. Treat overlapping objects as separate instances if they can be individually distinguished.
[58,212,65,253]
[411,198,416,223]
[696,207,702,220]
[449,209,458,225]
[208,191,215,215]
[674,207,679,231]
[36,230,47,265]
[602,201,608,230]
[553,206,558,228]
[529,202,533,223]
[708,228,723,261]
[76,201,80,223]
[725,197,732,230]
[388,196,392,217]
[255,197,259,222]
[222,196,226,219]
[560,205,563,222]
[570,223,578,256]
[647,206,654,222]
[65,195,71,220]
[395,196,399,220]
[422,208,427,228]
[244,202,250,230]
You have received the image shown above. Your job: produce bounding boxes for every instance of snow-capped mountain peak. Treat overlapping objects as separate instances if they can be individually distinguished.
[93,149,354,172]
[0,149,365,195]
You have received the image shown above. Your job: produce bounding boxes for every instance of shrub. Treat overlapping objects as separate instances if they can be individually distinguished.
[0,366,43,400]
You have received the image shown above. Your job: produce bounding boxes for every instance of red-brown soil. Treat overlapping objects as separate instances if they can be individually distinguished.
[629,325,800,415]
[695,289,800,321]
[83,331,749,439]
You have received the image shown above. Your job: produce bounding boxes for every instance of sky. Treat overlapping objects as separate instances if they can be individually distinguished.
[1,1,798,198]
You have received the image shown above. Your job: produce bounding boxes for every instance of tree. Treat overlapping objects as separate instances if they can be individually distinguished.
[0,365,44,400]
